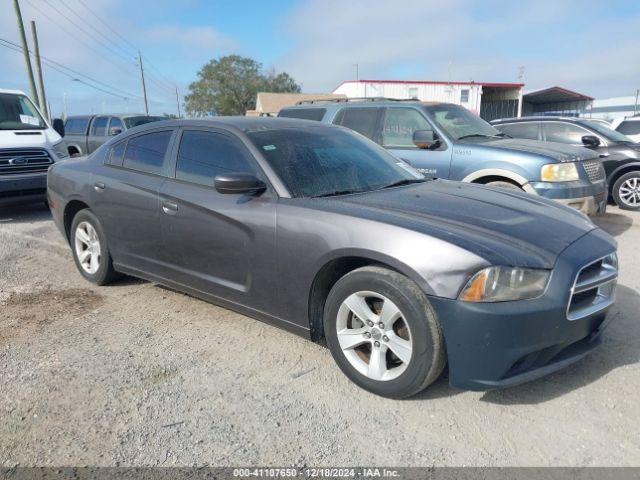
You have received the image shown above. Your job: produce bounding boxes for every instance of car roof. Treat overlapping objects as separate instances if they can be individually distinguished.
[65,113,151,119]
[280,98,446,109]
[0,88,27,96]
[124,116,337,135]
[492,116,598,124]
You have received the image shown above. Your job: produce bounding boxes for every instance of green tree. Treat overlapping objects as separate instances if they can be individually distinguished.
[185,55,301,116]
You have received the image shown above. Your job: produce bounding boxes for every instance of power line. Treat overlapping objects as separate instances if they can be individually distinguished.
[23,0,138,78]
[57,0,135,60]
[0,38,138,99]
[76,0,138,53]
[40,0,137,66]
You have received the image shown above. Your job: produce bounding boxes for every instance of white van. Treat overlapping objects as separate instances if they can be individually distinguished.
[0,88,69,207]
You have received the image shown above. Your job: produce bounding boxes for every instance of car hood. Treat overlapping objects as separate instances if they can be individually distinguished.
[311,180,597,269]
[464,138,599,162]
[0,129,61,149]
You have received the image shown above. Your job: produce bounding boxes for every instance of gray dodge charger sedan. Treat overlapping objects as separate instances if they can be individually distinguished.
[47,118,618,398]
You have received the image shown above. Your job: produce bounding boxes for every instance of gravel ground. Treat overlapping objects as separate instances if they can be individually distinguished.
[0,204,639,467]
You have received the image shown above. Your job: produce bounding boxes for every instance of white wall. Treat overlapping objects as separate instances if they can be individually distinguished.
[333,81,483,114]
[582,95,639,120]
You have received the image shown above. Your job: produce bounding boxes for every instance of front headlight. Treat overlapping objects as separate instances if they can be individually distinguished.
[540,162,579,182]
[459,266,550,302]
[51,140,69,159]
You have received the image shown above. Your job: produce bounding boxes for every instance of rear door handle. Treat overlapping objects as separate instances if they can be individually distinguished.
[162,201,178,215]
[94,182,105,191]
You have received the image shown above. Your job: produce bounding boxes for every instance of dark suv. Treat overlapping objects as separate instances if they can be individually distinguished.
[279,99,608,216]
[62,114,164,157]
[492,116,640,210]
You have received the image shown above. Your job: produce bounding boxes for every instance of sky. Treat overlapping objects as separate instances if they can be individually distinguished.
[1,0,639,117]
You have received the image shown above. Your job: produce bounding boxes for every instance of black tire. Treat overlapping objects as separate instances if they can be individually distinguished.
[486,180,523,191]
[70,209,120,285]
[612,171,640,211]
[324,266,446,398]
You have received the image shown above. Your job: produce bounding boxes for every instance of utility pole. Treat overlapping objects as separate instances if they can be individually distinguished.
[63,92,68,119]
[354,63,359,81]
[138,51,149,115]
[634,89,639,116]
[30,21,49,121]
[175,86,181,118]
[13,0,39,105]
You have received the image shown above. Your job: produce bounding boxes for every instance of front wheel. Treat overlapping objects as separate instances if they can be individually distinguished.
[486,180,523,191]
[612,171,640,211]
[70,209,120,285]
[324,266,446,398]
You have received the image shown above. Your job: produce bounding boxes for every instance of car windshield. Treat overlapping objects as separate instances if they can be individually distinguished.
[423,104,501,140]
[581,119,633,143]
[0,93,47,130]
[123,116,164,128]
[247,126,425,198]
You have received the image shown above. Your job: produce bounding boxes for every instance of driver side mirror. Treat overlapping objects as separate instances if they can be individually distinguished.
[214,172,266,195]
[53,118,65,137]
[109,127,123,136]
[582,135,600,147]
[413,129,436,149]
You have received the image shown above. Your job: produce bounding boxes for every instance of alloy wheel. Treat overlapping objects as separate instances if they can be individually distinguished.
[336,291,413,381]
[619,177,640,207]
[74,221,101,274]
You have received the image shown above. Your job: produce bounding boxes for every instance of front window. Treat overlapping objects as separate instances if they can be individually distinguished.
[382,108,432,148]
[581,120,632,143]
[0,93,47,130]
[423,104,500,140]
[247,127,424,198]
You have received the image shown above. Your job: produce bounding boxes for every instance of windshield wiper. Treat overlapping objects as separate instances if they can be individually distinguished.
[312,189,362,198]
[457,133,501,140]
[379,178,426,190]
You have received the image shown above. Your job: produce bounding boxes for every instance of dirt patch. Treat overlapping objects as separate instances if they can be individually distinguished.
[0,288,104,343]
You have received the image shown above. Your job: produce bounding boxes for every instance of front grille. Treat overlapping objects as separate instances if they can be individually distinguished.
[582,159,606,183]
[0,148,53,175]
[567,254,617,321]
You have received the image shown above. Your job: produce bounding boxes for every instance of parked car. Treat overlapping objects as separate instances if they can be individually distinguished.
[492,116,640,210]
[61,114,164,157]
[0,88,69,207]
[611,116,640,143]
[279,99,608,216]
[48,117,618,398]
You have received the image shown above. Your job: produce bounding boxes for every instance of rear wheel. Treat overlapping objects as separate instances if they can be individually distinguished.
[70,209,120,285]
[612,171,640,211]
[324,266,446,398]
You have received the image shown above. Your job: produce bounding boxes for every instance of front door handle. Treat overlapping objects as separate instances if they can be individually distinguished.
[94,182,105,191]
[162,201,178,215]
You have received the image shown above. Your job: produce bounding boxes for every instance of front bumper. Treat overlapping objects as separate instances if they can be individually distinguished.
[530,180,607,216]
[430,228,617,391]
[0,172,47,207]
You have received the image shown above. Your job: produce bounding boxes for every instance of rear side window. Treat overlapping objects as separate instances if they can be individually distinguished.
[495,122,540,140]
[617,121,640,136]
[65,117,90,135]
[175,130,254,186]
[333,107,382,141]
[278,108,326,121]
[122,130,173,175]
[106,141,126,166]
[91,116,109,136]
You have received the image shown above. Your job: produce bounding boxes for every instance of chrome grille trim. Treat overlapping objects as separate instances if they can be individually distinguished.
[567,253,617,321]
[0,148,53,175]
[582,159,606,183]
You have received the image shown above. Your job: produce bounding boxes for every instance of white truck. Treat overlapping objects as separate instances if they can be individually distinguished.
[0,88,69,207]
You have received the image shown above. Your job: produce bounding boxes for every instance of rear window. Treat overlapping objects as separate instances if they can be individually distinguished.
[65,117,90,135]
[122,130,173,175]
[332,107,382,141]
[123,116,164,129]
[616,120,640,136]
[278,108,326,121]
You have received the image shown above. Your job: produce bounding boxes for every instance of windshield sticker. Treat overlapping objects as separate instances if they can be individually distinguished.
[263,145,277,151]
[19,114,40,126]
